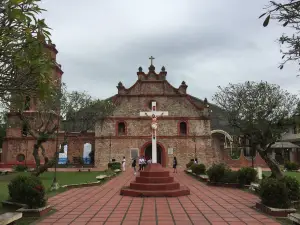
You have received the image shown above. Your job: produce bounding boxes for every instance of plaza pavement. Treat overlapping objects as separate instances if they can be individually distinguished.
[36,169,280,225]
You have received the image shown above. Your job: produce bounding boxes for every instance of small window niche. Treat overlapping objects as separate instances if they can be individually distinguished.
[117,122,126,135]
[179,121,187,135]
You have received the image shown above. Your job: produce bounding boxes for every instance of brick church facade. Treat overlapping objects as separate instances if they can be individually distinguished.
[94,63,219,168]
[0,44,269,169]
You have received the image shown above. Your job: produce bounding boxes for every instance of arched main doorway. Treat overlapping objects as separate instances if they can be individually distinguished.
[140,142,166,167]
[145,144,162,164]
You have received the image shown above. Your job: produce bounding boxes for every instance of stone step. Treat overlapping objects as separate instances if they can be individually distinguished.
[120,186,190,197]
[136,176,174,183]
[130,181,180,191]
[140,171,169,177]
[0,212,22,225]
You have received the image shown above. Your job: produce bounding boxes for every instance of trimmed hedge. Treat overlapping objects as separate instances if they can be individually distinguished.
[237,167,257,186]
[259,177,290,208]
[190,163,206,175]
[284,161,299,171]
[8,175,47,209]
[207,163,229,183]
[281,176,300,202]
[259,176,300,208]
[108,162,121,170]
[13,165,28,172]
[186,161,194,169]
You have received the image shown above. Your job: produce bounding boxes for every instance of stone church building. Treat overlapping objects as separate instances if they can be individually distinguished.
[94,62,218,168]
[0,45,269,169]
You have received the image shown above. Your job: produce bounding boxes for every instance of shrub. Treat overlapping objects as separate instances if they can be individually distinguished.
[108,162,121,170]
[8,175,46,208]
[284,161,299,171]
[259,177,290,208]
[220,170,239,184]
[191,164,206,175]
[13,165,28,172]
[281,176,300,201]
[207,163,229,183]
[237,167,258,186]
[186,161,194,169]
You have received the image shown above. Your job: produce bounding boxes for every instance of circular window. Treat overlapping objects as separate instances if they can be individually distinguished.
[16,154,25,162]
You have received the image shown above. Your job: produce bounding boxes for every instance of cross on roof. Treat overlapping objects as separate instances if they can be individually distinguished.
[149,56,155,65]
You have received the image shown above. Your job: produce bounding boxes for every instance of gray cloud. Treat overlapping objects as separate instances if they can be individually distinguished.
[40,0,300,101]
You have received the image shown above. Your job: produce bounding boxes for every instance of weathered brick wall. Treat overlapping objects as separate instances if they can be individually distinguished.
[2,133,95,166]
[111,96,203,117]
[97,119,209,137]
[94,136,218,168]
[127,81,177,95]
[94,80,220,168]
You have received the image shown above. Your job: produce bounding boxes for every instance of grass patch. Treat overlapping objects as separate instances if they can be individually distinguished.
[0,171,108,224]
[0,171,104,204]
[263,171,300,183]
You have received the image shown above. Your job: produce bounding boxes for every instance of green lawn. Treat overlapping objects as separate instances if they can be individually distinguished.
[0,171,105,204]
[0,171,109,224]
[263,171,300,182]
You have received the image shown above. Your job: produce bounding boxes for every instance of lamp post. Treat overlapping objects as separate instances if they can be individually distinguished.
[51,112,60,190]
[192,133,196,159]
[109,132,112,162]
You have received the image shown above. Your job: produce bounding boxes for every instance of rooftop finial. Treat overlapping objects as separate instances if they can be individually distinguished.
[149,56,155,65]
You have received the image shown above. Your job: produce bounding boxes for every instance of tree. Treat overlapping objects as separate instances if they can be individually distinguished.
[0,0,54,102]
[0,111,7,148]
[213,81,299,179]
[8,84,63,176]
[60,91,115,164]
[260,0,300,74]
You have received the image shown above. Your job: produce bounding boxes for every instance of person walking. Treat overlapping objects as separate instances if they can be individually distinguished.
[141,156,146,171]
[132,158,137,175]
[173,156,178,173]
[122,156,126,171]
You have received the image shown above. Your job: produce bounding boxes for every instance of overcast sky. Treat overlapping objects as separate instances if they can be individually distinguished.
[41,0,299,102]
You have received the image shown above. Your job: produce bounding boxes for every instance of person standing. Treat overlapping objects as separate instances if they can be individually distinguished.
[132,159,137,175]
[173,156,178,173]
[138,156,143,171]
[122,156,126,171]
[141,156,146,171]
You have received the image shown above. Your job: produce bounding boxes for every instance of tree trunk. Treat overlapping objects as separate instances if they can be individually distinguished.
[257,145,284,179]
[32,158,55,177]
[33,143,41,169]
[32,135,51,174]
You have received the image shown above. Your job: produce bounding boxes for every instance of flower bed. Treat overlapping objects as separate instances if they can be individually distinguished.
[2,175,51,217]
[255,202,296,217]
[16,205,52,217]
[185,163,258,189]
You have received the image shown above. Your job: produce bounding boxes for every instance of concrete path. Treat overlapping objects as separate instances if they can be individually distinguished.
[37,170,280,225]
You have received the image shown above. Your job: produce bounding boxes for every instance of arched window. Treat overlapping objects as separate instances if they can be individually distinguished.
[16,154,25,162]
[24,96,31,110]
[118,122,126,135]
[22,123,28,137]
[179,122,187,135]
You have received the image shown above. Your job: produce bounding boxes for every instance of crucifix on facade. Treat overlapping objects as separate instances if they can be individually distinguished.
[139,101,169,163]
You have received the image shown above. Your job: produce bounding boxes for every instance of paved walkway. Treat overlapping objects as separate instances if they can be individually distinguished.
[37,170,280,225]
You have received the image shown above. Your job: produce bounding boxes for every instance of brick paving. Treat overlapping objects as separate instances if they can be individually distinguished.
[37,170,280,225]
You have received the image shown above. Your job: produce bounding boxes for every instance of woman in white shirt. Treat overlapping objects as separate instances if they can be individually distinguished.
[122,156,126,171]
